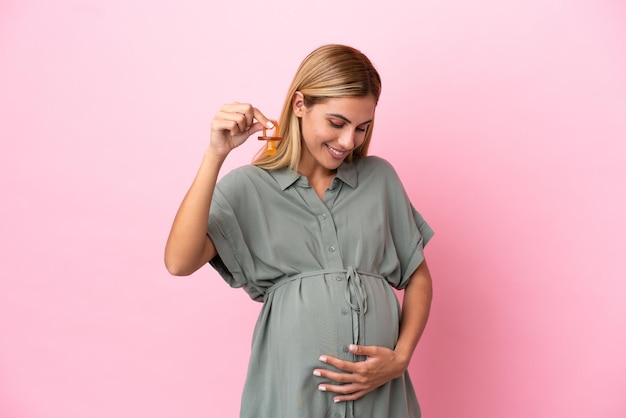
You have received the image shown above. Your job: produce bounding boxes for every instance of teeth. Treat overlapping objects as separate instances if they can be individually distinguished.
[327,145,345,155]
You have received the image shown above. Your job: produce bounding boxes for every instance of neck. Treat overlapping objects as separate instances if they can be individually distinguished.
[298,162,336,200]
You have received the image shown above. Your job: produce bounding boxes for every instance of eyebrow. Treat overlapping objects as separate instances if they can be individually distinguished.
[327,113,373,126]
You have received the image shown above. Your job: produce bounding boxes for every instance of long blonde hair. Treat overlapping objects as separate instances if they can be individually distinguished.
[253,44,382,171]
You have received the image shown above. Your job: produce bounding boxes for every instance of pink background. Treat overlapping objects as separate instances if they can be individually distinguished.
[1,0,625,417]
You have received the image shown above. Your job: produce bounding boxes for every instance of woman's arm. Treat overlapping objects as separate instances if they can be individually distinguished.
[164,149,225,276]
[392,258,433,368]
[164,103,273,276]
[313,259,433,402]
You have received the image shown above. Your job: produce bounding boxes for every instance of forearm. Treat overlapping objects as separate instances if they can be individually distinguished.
[394,260,433,367]
[164,148,225,275]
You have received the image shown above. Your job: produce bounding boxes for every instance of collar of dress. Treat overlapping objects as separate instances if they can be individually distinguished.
[269,161,358,191]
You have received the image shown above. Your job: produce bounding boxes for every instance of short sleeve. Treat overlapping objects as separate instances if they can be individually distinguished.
[370,158,434,289]
[206,169,265,301]
[207,193,245,287]
[394,202,434,289]
[412,204,435,248]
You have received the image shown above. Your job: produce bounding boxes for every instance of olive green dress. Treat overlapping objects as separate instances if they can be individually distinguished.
[207,156,434,418]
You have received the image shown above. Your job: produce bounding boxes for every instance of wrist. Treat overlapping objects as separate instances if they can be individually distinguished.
[393,346,413,370]
[204,146,229,164]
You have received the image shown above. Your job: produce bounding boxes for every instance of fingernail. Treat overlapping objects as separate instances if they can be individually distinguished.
[318,385,326,391]
[319,355,327,363]
[266,121,274,128]
[334,398,341,403]
[313,370,321,376]
[349,344,357,352]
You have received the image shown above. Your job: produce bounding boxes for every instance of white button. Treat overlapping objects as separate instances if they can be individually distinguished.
[321,213,327,220]
[329,246,336,252]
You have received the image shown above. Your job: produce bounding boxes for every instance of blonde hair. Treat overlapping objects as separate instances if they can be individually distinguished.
[253,44,382,171]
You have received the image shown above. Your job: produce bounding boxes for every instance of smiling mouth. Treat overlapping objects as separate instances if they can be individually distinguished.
[326,144,348,157]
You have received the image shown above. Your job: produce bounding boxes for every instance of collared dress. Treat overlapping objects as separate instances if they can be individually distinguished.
[207,156,434,418]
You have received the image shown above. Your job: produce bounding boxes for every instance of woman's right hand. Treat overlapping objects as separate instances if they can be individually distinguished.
[209,102,274,159]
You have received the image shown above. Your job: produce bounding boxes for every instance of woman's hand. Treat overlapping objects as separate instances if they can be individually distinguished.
[209,102,274,159]
[313,344,410,402]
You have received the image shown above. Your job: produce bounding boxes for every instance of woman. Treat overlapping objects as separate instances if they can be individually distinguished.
[165,44,434,418]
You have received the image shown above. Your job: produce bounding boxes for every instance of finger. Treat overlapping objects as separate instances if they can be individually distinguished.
[319,355,358,373]
[220,104,274,135]
[214,111,248,135]
[236,104,254,131]
[318,382,362,395]
[349,344,379,357]
[313,368,361,384]
[211,117,241,136]
[252,107,275,131]
[243,116,274,137]
[220,103,258,131]
[221,102,252,117]
[332,389,370,402]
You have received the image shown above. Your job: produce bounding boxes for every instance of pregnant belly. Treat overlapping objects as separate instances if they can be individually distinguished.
[254,271,402,365]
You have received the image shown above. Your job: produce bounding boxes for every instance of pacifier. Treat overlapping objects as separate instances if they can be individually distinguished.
[258,120,283,155]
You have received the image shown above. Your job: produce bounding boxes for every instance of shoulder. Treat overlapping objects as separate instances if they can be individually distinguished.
[214,165,277,206]
[220,164,265,179]
[217,165,270,188]
[355,155,397,174]
[353,155,402,184]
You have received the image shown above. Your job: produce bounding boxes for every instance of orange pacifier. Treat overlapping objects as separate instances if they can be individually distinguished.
[258,120,283,155]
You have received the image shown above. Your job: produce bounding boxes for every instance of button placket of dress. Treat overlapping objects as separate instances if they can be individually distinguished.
[320,182,344,265]
[299,188,342,269]
[329,394,348,418]
[322,180,341,211]
[292,181,343,269]
[322,222,342,267]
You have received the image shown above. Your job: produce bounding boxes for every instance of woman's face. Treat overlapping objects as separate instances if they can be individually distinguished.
[294,94,377,175]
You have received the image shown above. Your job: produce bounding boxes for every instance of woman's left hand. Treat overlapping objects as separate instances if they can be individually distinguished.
[313,344,410,402]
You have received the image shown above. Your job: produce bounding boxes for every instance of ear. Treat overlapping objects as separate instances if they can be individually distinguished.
[292,91,305,117]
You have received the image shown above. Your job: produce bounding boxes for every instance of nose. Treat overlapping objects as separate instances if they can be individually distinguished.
[337,129,356,150]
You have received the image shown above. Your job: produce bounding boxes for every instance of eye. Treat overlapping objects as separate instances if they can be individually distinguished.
[329,120,344,129]
[356,126,367,133]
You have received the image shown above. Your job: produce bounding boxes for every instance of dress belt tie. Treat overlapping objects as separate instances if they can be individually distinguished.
[344,266,367,345]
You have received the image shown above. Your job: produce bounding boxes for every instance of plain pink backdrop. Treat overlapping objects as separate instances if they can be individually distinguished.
[1,0,625,417]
